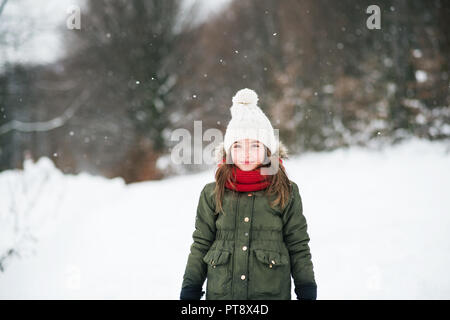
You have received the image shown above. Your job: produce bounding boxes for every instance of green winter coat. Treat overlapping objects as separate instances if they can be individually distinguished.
[181,176,317,300]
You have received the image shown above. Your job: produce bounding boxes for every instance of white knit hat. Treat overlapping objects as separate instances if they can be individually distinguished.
[223,88,278,156]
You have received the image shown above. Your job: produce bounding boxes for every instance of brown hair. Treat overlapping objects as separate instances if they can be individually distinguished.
[213,146,292,215]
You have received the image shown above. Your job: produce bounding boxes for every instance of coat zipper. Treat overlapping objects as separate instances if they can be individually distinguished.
[230,192,240,297]
[246,194,255,299]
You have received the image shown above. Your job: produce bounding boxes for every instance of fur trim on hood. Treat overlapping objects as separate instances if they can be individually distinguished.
[214,140,289,164]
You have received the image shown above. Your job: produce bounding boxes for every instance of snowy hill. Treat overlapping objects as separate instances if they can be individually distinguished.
[0,137,449,299]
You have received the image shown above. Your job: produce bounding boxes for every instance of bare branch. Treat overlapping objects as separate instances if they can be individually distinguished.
[0,90,90,135]
[0,0,8,18]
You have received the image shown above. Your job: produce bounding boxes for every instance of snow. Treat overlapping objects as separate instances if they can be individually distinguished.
[412,49,423,58]
[1,137,450,299]
[415,70,428,83]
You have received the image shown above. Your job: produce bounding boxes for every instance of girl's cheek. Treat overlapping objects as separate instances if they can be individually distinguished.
[256,153,262,164]
[231,149,242,163]
[255,149,265,163]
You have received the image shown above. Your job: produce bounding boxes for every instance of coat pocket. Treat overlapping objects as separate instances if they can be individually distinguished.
[202,249,232,296]
[249,249,290,296]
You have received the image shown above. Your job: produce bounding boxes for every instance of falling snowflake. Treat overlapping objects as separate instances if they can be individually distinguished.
[412,49,422,58]
[415,70,427,83]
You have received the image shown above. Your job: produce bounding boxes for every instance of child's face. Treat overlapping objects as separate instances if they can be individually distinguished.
[230,139,266,171]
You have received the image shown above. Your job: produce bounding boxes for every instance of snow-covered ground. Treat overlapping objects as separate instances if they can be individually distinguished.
[0,137,449,299]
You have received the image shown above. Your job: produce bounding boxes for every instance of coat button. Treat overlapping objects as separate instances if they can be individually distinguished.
[241,274,246,280]
[244,232,249,237]
[242,245,247,251]
[244,217,249,222]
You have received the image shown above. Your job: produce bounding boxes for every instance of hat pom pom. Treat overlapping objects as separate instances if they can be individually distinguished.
[232,88,258,106]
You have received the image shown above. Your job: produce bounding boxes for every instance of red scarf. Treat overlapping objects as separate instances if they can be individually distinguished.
[217,158,283,192]
[225,167,270,192]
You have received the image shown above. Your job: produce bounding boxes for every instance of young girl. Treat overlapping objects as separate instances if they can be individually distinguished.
[180,88,317,300]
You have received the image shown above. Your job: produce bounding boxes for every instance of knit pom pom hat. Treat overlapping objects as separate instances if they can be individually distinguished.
[223,88,278,156]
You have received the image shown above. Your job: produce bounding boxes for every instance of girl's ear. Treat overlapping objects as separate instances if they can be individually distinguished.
[225,149,234,164]
[214,141,228,164]
[262,153,270,165]
[262,146,271,165]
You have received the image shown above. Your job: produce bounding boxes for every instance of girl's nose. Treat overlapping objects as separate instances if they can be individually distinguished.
[245,143,251,154]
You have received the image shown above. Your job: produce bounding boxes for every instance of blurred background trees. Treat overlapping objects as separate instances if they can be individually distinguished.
[0,0,449,182]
